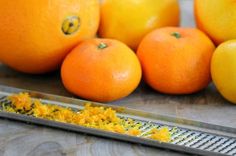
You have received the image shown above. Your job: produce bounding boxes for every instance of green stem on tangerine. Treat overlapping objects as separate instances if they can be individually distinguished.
[98,42,108,49]
[171,32,181,39]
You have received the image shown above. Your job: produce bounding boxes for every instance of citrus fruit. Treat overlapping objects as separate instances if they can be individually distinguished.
[0,0,100,74]
[195,0,236,45]
[99,0,180,50]
[61,38,142,102]
[211,40,236,104]
[137,27,215,94]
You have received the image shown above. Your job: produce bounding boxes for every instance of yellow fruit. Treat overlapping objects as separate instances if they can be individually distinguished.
[0,0,100,74]
[99,0,180,50]
[195,0,236,45]
[211,40,236,104]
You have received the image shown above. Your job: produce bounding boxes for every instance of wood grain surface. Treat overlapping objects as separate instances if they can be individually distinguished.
[0,1,235,156]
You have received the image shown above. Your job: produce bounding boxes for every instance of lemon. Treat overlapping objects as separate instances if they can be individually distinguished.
[99,0,180,50]
[211,40,236,104]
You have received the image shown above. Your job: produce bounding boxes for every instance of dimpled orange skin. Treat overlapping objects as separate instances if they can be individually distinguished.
[137,27,215,94]
[99,0,180,50]
[195,0,236,45]
[0,0,99,74]
[61,38,142,102]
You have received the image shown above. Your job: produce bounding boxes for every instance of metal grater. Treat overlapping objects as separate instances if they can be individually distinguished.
[0,85,235,156]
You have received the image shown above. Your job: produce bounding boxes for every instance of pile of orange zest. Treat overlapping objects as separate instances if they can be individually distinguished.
[150,127,171,142]
[2,93,172,143]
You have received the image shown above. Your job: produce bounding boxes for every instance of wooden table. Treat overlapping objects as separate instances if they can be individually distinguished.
[0,1,235,156]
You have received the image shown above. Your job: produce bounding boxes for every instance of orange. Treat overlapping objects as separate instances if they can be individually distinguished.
[195,0,236,45]
[99,0,180,50]
[0,0,99,74]
[211,40,236,104]
[61,38,142,102]
[137,27,215,94]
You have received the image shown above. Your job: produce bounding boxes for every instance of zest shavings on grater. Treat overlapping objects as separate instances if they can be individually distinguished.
[0,92,172,142]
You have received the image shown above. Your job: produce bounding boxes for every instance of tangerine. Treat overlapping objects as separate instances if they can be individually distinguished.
[61,38,142,102]
[137,27,215,94]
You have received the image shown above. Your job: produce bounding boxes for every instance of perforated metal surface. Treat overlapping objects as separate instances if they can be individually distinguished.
[0,86,235,156]
[116,116,236,156]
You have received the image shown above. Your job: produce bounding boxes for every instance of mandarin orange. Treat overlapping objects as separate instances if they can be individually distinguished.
[61,38,142,102]
[137,27,215,94]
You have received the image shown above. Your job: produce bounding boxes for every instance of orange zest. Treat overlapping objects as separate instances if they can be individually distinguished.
[2,93,172,142]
